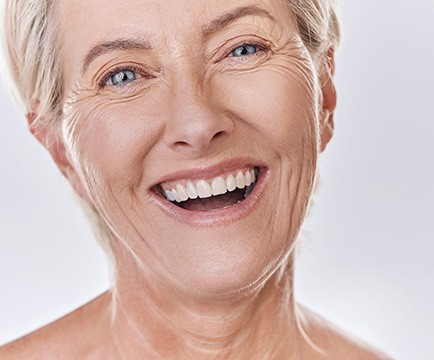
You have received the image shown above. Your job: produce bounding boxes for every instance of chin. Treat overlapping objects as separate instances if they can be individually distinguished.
[160,230,290,299]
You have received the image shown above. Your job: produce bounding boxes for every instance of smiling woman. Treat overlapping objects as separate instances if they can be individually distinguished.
[0,0,392,359]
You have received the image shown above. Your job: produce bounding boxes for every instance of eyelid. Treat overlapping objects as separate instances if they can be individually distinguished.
[213,35,273,63]
[97,63,155,89]
[228,43,268,57]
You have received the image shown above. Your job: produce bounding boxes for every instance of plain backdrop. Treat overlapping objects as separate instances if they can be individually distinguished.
[1,1,433,359]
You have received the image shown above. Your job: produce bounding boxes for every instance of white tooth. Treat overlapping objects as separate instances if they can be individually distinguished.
[196,180,212,198]
[165,189,175,202]
[187,182,198,199]
[226,174,236,192]
[211,176,227,196]
[244,170,252,186]
[236,171,245,189]
[172,188,181,202]
[176,184,189,202]
[250,169,256,182]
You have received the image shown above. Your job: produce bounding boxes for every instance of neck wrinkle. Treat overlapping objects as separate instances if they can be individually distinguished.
[108,247,303,359]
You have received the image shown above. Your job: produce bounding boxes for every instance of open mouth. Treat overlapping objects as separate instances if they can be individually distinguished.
[153,167,261,212]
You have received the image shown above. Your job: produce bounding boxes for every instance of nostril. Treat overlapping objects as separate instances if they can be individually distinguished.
[172,130,227,151]
[167,109,233,153]
[173,140,190,147]
[211,131,226,142]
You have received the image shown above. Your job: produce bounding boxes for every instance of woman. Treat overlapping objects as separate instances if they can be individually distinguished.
[0,0,391,358]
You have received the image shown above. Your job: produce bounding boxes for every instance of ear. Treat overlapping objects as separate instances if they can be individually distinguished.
[27,110,93,204]
[318,47,337,153]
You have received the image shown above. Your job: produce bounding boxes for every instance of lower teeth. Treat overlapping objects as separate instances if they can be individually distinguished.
[221,199,243,210]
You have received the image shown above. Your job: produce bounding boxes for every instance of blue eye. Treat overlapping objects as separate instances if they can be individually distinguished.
[107,70,137,86]
[230,44,259,57]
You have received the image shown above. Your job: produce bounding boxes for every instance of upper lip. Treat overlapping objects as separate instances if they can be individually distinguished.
[151,157,266,189]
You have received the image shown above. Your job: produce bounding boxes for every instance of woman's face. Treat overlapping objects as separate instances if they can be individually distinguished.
[56,0,333,296]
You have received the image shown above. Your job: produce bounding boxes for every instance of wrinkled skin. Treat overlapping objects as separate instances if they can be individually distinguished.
[58,0,327,296]
[1,0,390,359]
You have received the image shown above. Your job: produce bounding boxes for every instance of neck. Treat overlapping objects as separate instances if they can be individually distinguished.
[105,244,305,360]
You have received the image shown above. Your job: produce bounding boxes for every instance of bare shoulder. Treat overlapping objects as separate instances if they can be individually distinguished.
[296,303,394,360]
[0,291,111,360]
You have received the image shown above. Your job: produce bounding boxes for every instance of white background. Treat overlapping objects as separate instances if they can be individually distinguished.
[1,1,433,359]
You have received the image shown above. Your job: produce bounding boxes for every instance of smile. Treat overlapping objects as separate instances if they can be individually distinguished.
[155,167,260,212]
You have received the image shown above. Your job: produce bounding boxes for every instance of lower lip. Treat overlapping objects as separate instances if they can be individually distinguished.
[148,167,270,227]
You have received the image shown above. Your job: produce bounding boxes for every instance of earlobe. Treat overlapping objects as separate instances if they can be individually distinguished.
[26,110,93,204]
[319,47,337,153]
[319,110,334,152]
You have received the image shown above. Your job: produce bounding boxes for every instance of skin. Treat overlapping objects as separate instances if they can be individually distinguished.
[0,0,392,359]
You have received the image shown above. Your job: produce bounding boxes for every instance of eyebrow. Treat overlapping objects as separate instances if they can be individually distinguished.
[81,5,276,74]
[81,39,152,74]
[202,5,276,39]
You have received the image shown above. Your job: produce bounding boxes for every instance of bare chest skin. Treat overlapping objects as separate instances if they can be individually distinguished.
[0,292,391,360]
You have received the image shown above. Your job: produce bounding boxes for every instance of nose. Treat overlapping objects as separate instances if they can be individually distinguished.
[164,80,234,155]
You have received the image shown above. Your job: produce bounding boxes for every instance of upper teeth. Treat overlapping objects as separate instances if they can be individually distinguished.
[162,168,257,203]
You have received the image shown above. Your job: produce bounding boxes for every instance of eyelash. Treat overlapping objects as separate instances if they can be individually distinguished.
[225,42,270,59]
[218,36,272,65]
[98,64,151,89]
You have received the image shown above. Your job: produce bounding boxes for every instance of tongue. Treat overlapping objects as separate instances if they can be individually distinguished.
[178,189,245,211]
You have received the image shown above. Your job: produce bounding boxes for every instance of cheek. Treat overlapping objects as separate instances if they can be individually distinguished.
[61,96,169,242]
[63,95,164,190]
[213,59,318,157]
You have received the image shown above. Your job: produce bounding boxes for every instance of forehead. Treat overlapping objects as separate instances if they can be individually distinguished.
[58,0,296,63]
[59,0,294,32]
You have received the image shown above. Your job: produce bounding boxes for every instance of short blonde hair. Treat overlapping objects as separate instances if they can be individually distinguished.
[1,0,340,261]
[2,0,62,126]
[292,0,340,54]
